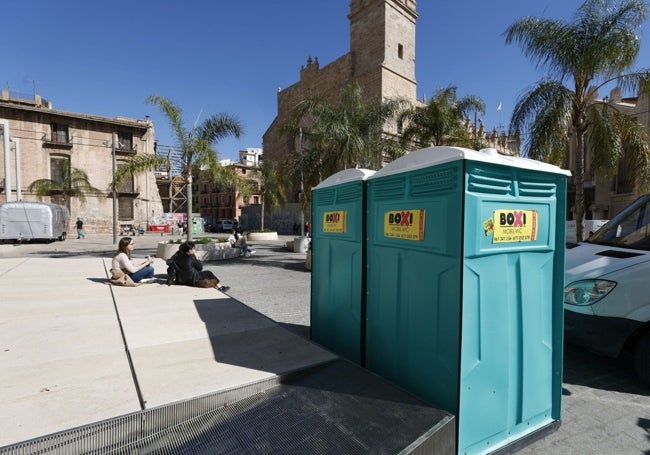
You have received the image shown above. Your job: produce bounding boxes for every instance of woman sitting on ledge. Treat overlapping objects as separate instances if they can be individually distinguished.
[111,237,155,283]
[227,229,255,257]
[167,241,230,292]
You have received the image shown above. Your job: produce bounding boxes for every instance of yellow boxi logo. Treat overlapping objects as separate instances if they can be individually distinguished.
[498,210,528,228]
[387,211,414,226]
[383,209,425,241]
[490,209,538,243]
[323,210,346,233]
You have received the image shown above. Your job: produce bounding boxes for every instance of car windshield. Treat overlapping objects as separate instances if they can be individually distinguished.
[587,194,650,250]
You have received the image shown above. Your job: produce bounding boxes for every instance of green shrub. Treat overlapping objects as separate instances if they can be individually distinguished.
[167,237,226,245]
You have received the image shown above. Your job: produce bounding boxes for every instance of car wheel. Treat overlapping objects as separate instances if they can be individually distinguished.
[634,330,650,386]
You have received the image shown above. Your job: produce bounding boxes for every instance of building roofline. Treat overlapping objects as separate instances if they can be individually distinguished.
[0,100,151,131]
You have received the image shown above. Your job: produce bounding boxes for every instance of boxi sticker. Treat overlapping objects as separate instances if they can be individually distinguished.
[322,210,347,233]
[383,209,425,241]
[490,209,538,243]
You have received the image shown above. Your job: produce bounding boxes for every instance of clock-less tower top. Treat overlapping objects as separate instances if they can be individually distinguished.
[348,0,418,101]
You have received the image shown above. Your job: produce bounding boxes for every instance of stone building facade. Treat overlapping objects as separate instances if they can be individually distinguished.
[579,87,650,221]
[0,91,163,233]
[263,0,418,166]
[262,0,518,176]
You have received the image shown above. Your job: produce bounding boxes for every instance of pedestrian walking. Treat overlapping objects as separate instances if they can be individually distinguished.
[76,217,85,239]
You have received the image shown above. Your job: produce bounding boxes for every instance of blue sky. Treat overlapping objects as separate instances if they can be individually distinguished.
[3,1,649,161]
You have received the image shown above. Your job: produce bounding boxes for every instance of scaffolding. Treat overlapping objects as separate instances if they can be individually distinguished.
[155,144,187,214]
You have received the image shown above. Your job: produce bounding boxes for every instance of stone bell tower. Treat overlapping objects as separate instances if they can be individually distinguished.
[262,0,419,165]
[348,0,418,102]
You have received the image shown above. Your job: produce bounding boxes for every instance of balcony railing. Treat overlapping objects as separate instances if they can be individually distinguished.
[116,183,139,196]
[115,142,137,154]
[42,133,73,148]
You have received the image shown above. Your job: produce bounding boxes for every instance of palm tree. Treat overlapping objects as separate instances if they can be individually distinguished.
[279,82,405,221]
[505,0,650,241]
[290,82,406,175]
[142,95,243,240]
[28,159,103,209]
[398,86,486,149]
[280,137,323,223]
[253,160,287,231]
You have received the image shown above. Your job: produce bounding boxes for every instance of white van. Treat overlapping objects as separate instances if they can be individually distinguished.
[216,219,236,232]
[564,193,650,385]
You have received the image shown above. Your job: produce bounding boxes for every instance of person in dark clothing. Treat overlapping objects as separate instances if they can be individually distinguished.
[76,218,85,239]
[166,241,230,292]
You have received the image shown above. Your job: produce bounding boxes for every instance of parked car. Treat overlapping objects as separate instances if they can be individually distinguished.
[216,219,236,232]
[564,192,650,385]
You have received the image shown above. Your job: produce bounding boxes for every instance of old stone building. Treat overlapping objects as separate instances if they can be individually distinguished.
[578,87,650,221]
[262,1,518,182]
[0,91,163,233]
[263,0,418,167]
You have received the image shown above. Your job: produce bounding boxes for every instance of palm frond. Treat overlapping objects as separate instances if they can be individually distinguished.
[145,95,186,142]
[399,85,485,148]
[28,159,102,205]
[112,154,167,191]
[198,114,244,143]
[28,179,60,199]
[509,80,573,162]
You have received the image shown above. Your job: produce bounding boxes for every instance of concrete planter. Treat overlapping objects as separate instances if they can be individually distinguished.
[156,241,241,261]
[293,236,311,253]
[283,237,311,253]
[247,232,278,241]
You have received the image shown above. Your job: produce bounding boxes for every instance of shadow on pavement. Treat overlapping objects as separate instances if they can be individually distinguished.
[637,418,650,454]
[563,342,650,395]
[87,277,110,284]
[277,322,310,339]
[214,257,308,272]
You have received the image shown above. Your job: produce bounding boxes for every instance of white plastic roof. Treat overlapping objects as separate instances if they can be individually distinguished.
[313,168,376,189]
[367,147,571,180]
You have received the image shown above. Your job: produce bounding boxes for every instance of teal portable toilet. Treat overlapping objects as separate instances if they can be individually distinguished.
[365,147,569,454]
[311,168,375,364]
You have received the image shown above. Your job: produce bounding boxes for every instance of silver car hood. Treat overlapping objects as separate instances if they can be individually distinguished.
[565,242,650,284]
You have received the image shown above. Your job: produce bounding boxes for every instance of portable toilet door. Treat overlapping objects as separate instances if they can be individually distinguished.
[365,147,569,454]
[310,168,375,364]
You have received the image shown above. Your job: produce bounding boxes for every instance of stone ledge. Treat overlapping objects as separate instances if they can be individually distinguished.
[247,232,278,241]
[156,241,241,261]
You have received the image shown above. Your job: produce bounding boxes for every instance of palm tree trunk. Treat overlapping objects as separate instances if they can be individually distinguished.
[575,131,586,242]
[260,195,265,231]
[186,173,193,241]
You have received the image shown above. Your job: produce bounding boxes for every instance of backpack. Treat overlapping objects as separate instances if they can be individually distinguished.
[166,256,179,286]
[110,268,138,287]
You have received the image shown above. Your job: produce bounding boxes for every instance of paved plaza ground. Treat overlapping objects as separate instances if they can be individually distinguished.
[1,232,649,453]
